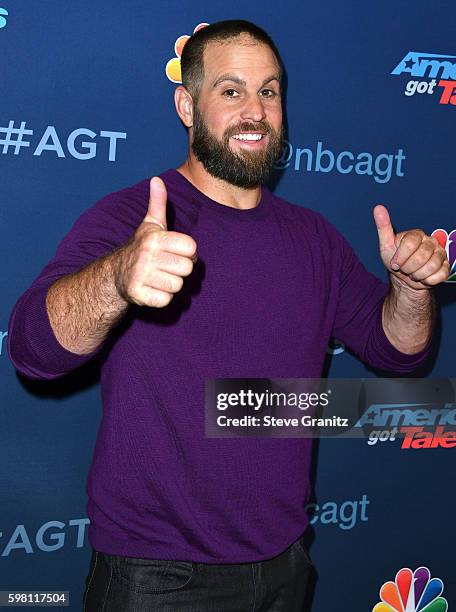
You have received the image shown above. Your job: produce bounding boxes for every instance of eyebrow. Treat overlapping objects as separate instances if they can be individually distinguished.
[212,74,281,88]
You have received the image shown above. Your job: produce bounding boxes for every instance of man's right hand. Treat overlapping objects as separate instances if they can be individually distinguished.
[114,176,197,308]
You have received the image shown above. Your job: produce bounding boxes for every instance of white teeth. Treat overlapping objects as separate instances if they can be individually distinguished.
[232,133,263,141]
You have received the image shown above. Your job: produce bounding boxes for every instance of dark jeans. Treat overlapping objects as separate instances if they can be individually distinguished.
[83,535,314,611]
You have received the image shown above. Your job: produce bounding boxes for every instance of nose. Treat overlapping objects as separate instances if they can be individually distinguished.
[240,93,266,123]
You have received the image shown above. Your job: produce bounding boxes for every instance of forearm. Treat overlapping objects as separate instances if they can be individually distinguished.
[46,249,129,355]
[382,275,435,354]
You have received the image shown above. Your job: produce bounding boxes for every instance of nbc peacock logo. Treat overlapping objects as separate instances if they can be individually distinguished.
[373,566,448,611]
[431,228,456,282]
[165,22,209,83]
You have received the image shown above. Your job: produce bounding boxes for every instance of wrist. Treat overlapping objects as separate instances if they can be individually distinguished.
[383,274,435,354]
[102,247,130,309]
[389,272,433,302]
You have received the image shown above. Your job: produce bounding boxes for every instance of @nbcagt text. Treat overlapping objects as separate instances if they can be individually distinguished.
[215,389,349,429]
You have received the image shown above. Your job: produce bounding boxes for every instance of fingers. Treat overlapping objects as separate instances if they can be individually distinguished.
[392,232,434,270]
[373,205,396,251]
[121,229,197,308]
[144,177,168,230]
[146,270,184,294]
[417,264,451,286]
[154,250,195,277]
[409,254,450,285]
[391,231,449,284]
[126,270,184,307]
[158,230,198,259]
[119,180,199,308]
[130,286,173,308]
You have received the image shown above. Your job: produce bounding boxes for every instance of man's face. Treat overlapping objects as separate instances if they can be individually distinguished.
[190,34,283,188]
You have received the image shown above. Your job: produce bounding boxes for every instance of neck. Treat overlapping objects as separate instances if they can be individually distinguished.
[176,154,262,210]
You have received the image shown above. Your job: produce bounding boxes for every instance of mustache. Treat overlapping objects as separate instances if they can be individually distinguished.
[224,121,272,138]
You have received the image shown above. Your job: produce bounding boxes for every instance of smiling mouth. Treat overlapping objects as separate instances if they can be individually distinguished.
[231,133,265,142]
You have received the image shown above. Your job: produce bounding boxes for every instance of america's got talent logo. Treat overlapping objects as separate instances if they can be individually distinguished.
[391,52,456,106]
[373,566,447,612]
[431,228,456,282]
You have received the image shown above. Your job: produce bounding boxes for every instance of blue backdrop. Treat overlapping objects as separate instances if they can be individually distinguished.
[1,1,454,610]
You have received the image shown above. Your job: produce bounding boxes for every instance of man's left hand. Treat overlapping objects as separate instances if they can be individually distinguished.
[373,204,450,290]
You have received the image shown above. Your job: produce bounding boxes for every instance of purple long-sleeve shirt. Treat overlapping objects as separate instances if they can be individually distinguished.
[8,169,431,563]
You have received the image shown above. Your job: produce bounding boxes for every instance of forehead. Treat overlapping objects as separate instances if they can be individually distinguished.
[201,34,280,84]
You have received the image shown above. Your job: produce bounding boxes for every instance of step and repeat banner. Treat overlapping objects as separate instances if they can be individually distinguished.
[1,1,454,610]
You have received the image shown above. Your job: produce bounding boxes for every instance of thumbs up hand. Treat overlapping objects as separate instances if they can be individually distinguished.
[144,175,169,230]
[114,177,197,307]
[373,204,449,290]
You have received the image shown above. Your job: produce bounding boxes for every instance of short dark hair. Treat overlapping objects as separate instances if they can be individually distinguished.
[181,19,283,101]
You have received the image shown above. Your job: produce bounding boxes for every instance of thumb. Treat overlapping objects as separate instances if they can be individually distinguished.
[144,176,167,230]
[373,204,395,251]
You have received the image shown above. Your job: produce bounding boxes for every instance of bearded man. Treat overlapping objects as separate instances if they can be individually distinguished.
[8,19,448,612]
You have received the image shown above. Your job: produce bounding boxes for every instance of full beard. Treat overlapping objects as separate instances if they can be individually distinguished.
[191,105,284,189]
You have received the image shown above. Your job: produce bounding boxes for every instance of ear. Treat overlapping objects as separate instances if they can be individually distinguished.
[174,86,194,128]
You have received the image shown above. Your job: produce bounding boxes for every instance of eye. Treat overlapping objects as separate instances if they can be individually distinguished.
[223,89,239,98]
[260,88,278,98]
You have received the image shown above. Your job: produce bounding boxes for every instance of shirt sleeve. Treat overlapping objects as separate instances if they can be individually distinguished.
[331,228,432,373]
[7,189,142,380]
